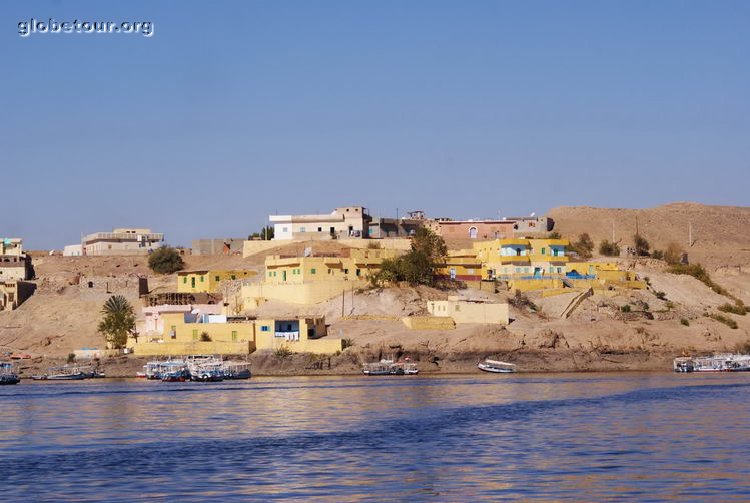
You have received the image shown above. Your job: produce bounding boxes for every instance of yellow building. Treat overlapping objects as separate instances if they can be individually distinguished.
[177,270,257,293]
[437,249,483,282]
[129,312,343,356]
[241,248,403,306]
[474,238,570,280]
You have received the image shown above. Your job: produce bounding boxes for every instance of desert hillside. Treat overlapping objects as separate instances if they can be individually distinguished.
[547,202,750,269]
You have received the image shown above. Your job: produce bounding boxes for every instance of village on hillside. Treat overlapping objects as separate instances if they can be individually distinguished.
[2,203,749,377]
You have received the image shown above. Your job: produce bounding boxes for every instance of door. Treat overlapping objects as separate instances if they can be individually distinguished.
[191,277,195,288]
[282,271,287,281]
[469,227,478,239]
[450,268,456,280]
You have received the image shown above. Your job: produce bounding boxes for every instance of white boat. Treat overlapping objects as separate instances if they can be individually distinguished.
[674,353,750,373]
[362,358,418,376]
[477,359,517,373]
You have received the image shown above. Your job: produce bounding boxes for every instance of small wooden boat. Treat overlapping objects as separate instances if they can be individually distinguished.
[477,359,517,373]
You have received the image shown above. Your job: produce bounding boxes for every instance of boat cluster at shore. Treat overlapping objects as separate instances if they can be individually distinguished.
[138,355,251,382]
[673,353,750,372]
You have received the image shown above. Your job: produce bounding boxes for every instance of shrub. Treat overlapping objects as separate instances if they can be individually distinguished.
[667,263,731,298]
[655,291,667,301]
[664,242,684,265]
[67,353,76,363]
[633,234,650,257]
[509,290,538,312]
[570,233,594,259]
[710,313,738,329]
[652,249,664,260]
[718,303,748,316]
[148,246,185,274]
[548,231,562,239]
[199,332,212,342]
[366,241,381,249]
[274,346,293,358]
[680,318,690,326]
[342,338,354,349]
[621,304,631,313]
[599,240,621,257]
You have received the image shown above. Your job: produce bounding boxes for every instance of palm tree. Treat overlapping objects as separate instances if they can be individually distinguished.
[97,295,136,349]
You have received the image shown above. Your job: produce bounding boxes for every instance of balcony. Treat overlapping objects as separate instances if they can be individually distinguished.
[528,254,569,263]
[495,255,531,264]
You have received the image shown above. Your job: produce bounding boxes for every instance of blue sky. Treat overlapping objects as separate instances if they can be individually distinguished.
[2,0,748,249]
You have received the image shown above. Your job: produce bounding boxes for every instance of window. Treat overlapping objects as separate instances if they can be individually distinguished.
[469,226,478,239]
[200,276,204,282]
[317,227,322,232]
[541,248,546,255]
[231,331,238,342]
[268,272,272,278]
[343,269,349,274]
[183,277,187,284]
[311,268,316,274]
[215,276,220,282]
[282,227,288,233]
[261,325,270,332]
[300,227,306,233]
[356,269,361,277]
[192,329,198,341]
[231,275,236,280]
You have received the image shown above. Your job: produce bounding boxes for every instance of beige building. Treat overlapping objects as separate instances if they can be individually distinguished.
[270,206,372,240]
[129,312,342,356]
[0,280,35,311]
[0,238,31,281]
[427,298,509,325]
[66,228,165,256]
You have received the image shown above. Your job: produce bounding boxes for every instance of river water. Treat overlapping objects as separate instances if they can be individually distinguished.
[1,372,749,502]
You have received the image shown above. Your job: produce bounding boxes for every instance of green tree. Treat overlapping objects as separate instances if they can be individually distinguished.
[634,234,650,257]
[371,228,447,287]
[97,295,136,349]
[148,246,185,274]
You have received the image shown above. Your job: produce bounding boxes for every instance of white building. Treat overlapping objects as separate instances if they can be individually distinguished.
[269,206,372,241]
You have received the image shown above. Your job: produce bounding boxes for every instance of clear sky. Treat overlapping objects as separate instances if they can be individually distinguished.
[2,0,748,249]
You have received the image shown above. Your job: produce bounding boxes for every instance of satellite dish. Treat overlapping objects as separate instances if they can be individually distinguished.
[303,247,312,257]
[530,212,536,217]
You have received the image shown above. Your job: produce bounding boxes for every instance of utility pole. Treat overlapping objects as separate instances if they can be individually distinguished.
[612,220,615,243]
[689,221,693,248]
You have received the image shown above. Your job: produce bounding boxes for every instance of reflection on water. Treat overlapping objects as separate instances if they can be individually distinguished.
[1,373,750,501]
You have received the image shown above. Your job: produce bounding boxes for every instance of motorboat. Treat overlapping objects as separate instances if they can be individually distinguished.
[477,359,517,373]
[362,358,418,376]
[0,362,20,385]
[223,361,251,380]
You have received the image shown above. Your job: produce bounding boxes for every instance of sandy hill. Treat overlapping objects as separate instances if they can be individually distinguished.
[548,202,750,269]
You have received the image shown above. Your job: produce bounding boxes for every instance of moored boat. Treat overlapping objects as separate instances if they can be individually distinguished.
[0,362,20,385]
[362,358,418,376]
[477,359,517,373]
[223,361,251,380]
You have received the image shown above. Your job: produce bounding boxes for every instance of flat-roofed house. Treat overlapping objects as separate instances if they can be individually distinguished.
[270,206,372,241]
[72,228,165,256]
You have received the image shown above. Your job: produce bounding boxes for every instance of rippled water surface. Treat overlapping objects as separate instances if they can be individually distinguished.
[2,373,750,502]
